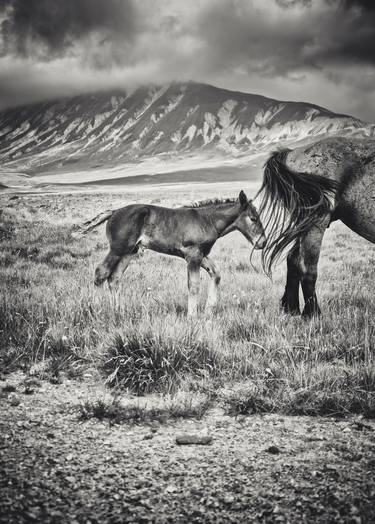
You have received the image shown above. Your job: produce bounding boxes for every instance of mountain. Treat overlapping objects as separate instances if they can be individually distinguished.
[0,82,374,176]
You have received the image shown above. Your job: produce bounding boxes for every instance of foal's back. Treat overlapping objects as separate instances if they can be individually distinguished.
[106,204,218,258]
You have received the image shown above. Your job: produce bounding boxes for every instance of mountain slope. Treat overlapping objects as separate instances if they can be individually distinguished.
[0,82,374,174]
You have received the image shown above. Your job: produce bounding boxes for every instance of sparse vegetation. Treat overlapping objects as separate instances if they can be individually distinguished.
[78,392,212,424]
[102,328,220,393]
[0,188,374,418]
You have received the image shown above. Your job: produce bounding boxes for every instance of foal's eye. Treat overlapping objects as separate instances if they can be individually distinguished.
[250,216,257,222]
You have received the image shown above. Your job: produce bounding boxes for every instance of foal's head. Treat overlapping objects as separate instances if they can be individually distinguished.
[226,190,267,249]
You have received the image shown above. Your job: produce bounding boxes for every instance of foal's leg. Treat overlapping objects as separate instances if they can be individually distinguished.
[299,219,329,318]
[94,251,122,286]
[107,254,133,292]
[281,241,301,315]
[187,258,202,317]
[201,257,221,312]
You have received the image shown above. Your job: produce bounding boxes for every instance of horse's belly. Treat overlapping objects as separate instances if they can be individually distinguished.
[138,235,183,257]
[339,169,375,243]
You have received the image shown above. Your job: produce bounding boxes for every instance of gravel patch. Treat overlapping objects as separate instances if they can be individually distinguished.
[1,375,375,523]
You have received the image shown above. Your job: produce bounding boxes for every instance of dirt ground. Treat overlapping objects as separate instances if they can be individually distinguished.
[1,374,375,524]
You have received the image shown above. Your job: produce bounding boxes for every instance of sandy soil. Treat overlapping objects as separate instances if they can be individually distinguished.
[1,374,375,523]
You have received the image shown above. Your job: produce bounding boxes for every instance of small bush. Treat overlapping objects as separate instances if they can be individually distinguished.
[165,393,213,419]
[235,262,249,272]
[222,383,277,415]
[101,329,220,394]
[0,214,15,241]
[79,398,122,421]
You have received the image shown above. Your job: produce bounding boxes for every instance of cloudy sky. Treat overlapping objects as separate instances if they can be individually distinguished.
[0,0,374,121]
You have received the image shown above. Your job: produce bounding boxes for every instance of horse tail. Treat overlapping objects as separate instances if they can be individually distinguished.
[258,149,338,276]
[72,209,113,237]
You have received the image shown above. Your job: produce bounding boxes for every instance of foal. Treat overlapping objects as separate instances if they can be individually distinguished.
[79,191,266,316]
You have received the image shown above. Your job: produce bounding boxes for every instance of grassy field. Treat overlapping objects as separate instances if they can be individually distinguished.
[1,185,374,420]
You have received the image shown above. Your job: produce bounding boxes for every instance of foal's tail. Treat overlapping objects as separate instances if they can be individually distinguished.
[71,209,113,237]
[258,149,338,276]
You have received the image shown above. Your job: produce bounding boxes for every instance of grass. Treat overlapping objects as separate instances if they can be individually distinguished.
[0,187,374,418]
[102,327,220,394]
[78,393,213,424]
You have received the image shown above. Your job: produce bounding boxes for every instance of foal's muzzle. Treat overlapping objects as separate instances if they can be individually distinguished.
[254,235,267,250]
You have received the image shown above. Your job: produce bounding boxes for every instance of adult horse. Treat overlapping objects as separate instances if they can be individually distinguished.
[258,137,375,317]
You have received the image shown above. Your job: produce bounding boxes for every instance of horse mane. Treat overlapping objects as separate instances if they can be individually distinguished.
[258,149,339,276]
[185,197,237,208]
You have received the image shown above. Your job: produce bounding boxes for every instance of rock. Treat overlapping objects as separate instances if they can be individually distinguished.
[65,476,76,483]
[8,392,21,406]
[175,434,213,445]
[165,485,177,493]
[23,386,35,395]
[2,384,16,393]
[143,433,154,440]
[24,378,41,388]
[343,427,351,433]
[265,445,281,454]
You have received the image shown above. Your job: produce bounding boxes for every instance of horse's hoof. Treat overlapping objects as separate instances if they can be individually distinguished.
[301,308,321,319]
[281,303,300,316]
[281,296,300,316]
[289,309,301,316]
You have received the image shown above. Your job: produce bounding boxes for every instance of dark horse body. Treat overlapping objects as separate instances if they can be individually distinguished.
[79,191,266,316]
[259,137,375,317]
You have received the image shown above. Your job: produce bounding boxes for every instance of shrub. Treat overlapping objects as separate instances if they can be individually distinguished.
[101,329,220,394]
[222,383,277,415]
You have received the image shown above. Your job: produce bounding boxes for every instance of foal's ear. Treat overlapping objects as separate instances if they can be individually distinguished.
[239,190,248,208]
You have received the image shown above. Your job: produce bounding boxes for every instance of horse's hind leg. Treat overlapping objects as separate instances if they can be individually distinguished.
[94,251,122,286]
[299,219,329,318]
[281,241,301,315]
[201,257,221,312]
[107,254,133,291]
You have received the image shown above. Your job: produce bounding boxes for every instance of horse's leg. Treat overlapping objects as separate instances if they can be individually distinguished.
[299,219,329,318]
[94,251,121,286]
[201,257,221,312]
[187,258,201,317]
[107,254,133,292]
[281,241,301,315]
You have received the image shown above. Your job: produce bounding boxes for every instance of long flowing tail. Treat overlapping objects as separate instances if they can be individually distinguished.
[258,149,338,276]
[72,209,113,238]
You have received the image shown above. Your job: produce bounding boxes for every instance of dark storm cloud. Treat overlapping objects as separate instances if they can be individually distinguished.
[0,0,136,59]
[319,0,375,66]
[0,0,374,121]
[196,0,375,79]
